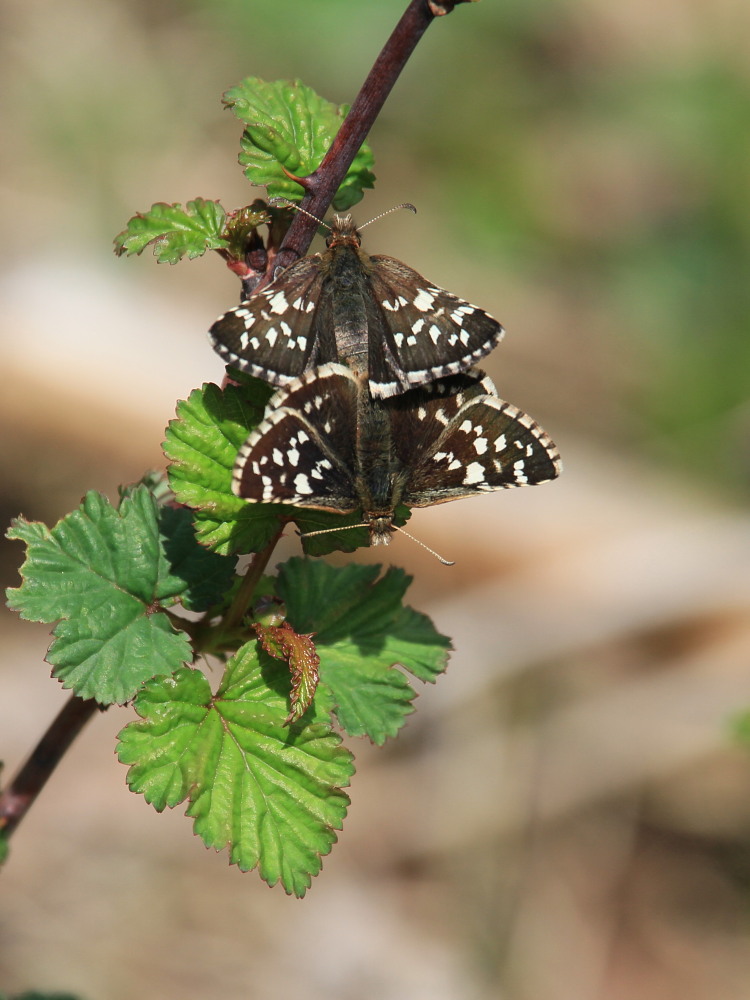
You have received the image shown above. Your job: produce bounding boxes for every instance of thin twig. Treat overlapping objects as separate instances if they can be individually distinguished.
[272,0,438,273]
[0,694,100,842]
[212,526,286,638]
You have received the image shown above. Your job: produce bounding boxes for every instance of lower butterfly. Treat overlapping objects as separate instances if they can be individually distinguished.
[232,363,561,555]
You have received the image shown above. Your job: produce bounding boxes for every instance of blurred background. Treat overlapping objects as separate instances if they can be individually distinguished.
[2,1,750,998]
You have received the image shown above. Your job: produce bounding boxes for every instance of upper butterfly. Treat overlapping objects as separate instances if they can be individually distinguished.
[208,212,504,399]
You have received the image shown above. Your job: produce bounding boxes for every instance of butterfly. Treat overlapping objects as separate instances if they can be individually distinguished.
[209,212,504,399]
[232,363,561,550]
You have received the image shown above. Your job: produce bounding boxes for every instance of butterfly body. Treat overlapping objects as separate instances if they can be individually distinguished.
[210,214,505,399]
[232,364,561,547]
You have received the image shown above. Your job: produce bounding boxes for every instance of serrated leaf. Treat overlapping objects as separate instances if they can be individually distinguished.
[164,379,391,559]
[117,652,353,897]
[253,621,320,724]
[277,559,452,744]
[119,469,173,506]
[5,488,195,704]
[223,78,375,210]
[164,379,283,555]
[221,203,272,262]
[156,505,236,611]
[114,199,228,263]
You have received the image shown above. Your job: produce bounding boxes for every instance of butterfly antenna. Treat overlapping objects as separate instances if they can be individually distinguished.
[359,203,417,230]
[268,197,332,233]
[299,523,369,539]
[300,521,454,566]
[392,525,455,566]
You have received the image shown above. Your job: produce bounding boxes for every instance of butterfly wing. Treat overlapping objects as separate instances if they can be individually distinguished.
[209,256,337,387]
[233,364,361,512]
[389,377,561,506]
[365,256,505,399]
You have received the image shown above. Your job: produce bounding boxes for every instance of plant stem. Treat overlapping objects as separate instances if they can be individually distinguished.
[205,526,286,648]
[273,0,439,273]
[0,694,100,842]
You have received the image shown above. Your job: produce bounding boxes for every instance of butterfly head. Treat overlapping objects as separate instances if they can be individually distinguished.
[326,214,362,249]
[364,512,395,546]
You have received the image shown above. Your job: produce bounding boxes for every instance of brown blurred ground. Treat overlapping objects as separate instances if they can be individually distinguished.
[2,2,750,999]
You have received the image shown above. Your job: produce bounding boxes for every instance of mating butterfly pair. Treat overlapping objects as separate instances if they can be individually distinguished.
[209,211,561,551]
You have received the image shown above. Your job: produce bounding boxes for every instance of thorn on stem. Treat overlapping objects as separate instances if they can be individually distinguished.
[280,164,316,191]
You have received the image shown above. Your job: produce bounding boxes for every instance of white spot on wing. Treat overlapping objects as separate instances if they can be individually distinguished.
[463,462,485,485]
[413,289,434,311]
[268,291,288,314]
[513,459,528,484]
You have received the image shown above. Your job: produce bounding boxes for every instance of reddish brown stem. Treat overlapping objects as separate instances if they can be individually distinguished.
[272,0,438,273]
[0,694,100,842]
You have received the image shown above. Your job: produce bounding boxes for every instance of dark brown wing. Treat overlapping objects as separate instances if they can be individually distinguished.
[233,364,360,513]
[209,256,335,387]
[365,256,505,398]
[387,373,561,506]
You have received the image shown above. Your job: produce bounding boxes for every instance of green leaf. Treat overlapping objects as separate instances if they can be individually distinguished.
[164,379,392,558]
[119,472,236,611]
[221,203,272,262]
[156,504,236,612]
[117,652,353,897]
[114,199,229,263]
[164,379,282,555]
[224,78,375,210]
[5,487,196,704]
[253,621,320,724]
[278,559,452,744]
